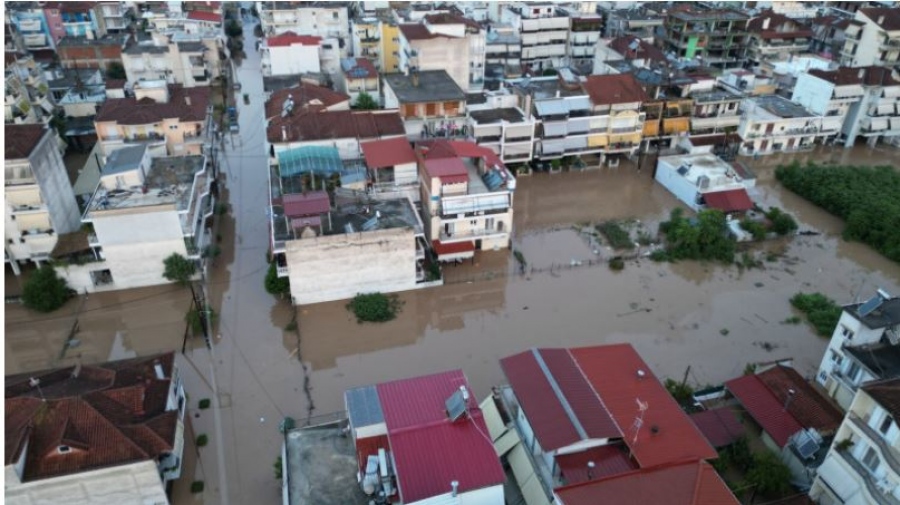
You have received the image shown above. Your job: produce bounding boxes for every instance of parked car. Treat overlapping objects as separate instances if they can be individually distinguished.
[233,81,242,91]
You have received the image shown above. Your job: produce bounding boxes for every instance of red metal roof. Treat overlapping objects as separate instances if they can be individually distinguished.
[725,374,802,448]
[432,240,475,257]
[267,31,322,47]
[376,370,505,503]
[703,188,754,213]
[361,137,417,169]
[186,11,222,23]
[424,158,468,184]
[756,365,843,435]
[690,407,746,448]
[556,444,637,485]
[570,344,718,468]
[555,461,738,505]
[582,74,649,106]
[282,191,330,218]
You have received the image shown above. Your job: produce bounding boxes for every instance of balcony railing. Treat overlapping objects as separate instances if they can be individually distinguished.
[849,413,900,475]
[125,132,165,143]
[835,449,900,505]
[439,227,508,243]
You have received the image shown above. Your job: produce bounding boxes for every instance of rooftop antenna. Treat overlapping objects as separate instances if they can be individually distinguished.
[631,398,649,445]
[586,461,596,480]
[783,388,796,412]
[29,377,46,402]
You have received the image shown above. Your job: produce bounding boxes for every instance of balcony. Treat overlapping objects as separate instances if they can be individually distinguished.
[439,226,508,243]
[880,39,900,50]
[849,413,900,475]
[835,449,900,505]
[125,132,165,144]
[183,130,205,143]
[9,202,45,214]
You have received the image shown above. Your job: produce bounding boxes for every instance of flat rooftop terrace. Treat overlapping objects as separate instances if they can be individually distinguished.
[469,107,527,124]
[749,95,816,119]
[284,423,369,505]
[87,156,205,213]
[326,197,424,236]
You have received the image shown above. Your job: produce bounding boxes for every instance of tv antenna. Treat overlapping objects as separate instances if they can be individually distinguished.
[631,398,649,445]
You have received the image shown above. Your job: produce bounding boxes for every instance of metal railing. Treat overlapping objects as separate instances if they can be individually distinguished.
[836,449,900,505]
[849,413,900,475]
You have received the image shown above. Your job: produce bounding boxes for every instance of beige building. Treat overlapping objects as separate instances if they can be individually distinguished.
[94,80,209,161]
[737,94,841,156]
[397,13,486,92]
[122,32,223,88]
[5,124,81,274]
[383,70,467,138]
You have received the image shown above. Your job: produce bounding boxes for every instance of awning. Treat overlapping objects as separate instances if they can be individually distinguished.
[432,239,475,261]
[869,117,889,131]
[291,215,322,229]
[878,103,895,115]
[815,456,859,501]
[542,121,568,137]
[703,188,754,213]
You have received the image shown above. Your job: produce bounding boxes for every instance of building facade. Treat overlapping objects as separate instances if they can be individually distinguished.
[737,94,841,155]
[662,7,750,69]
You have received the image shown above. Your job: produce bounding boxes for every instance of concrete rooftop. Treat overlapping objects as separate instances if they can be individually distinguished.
[88,155,205,213]
[748,95,816,120]
[325,197,424,236]
[284,424,369,505]
[383,70,465,104]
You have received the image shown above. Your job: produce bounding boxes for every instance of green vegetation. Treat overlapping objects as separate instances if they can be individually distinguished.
[608,257,625,271]
[598,221,634,250]
[354,92,379,110]
[22,265,71,313]
[765,207,798,236]
[162,253,196,285]
[776,161,900,262]
[745,451,792,497]
[285,320,297,332]
[720,328,730,336]
[198,398,211,409]
[346,293,403,323]
[782,316,801,325]
[739,219,767,241]
[790,292,842,337]
[657,208,735,263]
[196,434,209,447]
[513,250,527,268]
[663,378,694,405]
[264,262,290,297]
[225,19,243,37]
[718,437,753,471]
[191,481,204,494]
[274,456,283,480]
[106,61,126,79]
[215,202,228,215]
[186,307,216,334]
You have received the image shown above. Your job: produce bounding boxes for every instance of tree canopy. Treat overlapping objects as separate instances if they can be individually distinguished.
[264,262,290,297]
[776,161,900,263]
[225,19,243,38]
[354,92,379,110]
[657,208,736,263]
[106,61,126,80]
[22,265,71,313]
[162,253,196,285]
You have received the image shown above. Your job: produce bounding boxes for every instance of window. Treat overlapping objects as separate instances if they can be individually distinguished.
[880,415,894,435]
[846,361,862,382]
[169,125,178,130]
[841,325,855,339]
[830,350,843,365]
[862,447,880,473]
[333,12,338,19]
[58,445,71,454]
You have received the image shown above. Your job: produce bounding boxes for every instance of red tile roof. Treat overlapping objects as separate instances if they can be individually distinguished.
[96,85,209,125]
[399,24,448,41]
[266,31,322,47]
[690,407,746,448]
[555,461,739,505]
[747,11,802,33]
[432,239,475,257]
[265,82,350,120]
[609,36,667,63]
[375,370,505,503]
[268,110,404,143]
[725,374,802,448]
[703,188,754,213]
[583,74,650,106]
[361,137,417,169]
[5,353,179,482]
[863,377,900,417]
[556,444,638,485]
[5,124,48,160]
[756,365,843,435]
[571,344,718,468]
[424,13,481,30]
[186,10,222,23]
[500,349,622,452]
[282,191,330,218]
[343,57,378,79]
[861,8,900,31]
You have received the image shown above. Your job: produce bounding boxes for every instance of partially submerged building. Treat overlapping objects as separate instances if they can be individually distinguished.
[654,152,756,214]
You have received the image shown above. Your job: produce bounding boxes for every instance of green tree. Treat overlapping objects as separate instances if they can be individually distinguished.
[745,451,791,498]
[106,61,126,79]
[765,207,798,236]
[346,292,403,323]
[658,208,735,263]
[22,265,71,313]
[264,262,290,296]
[225,19,243,38]
[790,292,842,337]
[162,253,196,285]
[354,92,379,110]
[274,456,283,480]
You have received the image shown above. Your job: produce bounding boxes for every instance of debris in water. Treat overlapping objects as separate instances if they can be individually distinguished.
[523,306,529,310]
[754,282,764,288]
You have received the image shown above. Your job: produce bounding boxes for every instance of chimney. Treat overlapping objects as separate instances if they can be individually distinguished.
[451,481,459,497]
[859,68,866,79]
[412,70,419,87]
[762,17,770,31]
[282,125,287,142]
[879,15,886,26]
[185,95,191,106]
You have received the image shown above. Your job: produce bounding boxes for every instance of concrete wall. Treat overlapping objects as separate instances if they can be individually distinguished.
[91,208,188,290]
[267,44,321,76]
[4,459,169,505]
[285,227,417,305]
[30,128,82,235]
[408,484,504,505]
[654,161,700,211]
[408,37,471,93]
[792,73,834,116]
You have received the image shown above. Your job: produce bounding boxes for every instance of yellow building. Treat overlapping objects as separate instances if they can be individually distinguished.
[381,22,401,73]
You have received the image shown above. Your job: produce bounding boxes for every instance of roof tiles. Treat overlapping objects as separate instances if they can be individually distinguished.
[582,74,649,106]
[703,188,754,213]
[361,137,417,169]
[725,374,802,448]
[96,86,209,125]
[5,124,48,160]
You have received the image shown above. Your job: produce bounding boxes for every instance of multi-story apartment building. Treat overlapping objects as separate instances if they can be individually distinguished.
[94,80,210,160]
[5,353,187,505]
[689,85,745,138]
[484,24,522,85]
[816,289,900,411]
[257,1,351,59]
[56,1,107,40]
[47,68,106,119]
[642,96,694,148]
[70,149,212,292]
[4,51,51,124]
[602,5,666,38]
[737,94,841,155]
[662,7,750,69]
[7,3,55,50]
[565,11,602,71]
[338,57,379,106]
[417,140,516,261]
[383,70,467,139]
[841,8,900,67]
[97,1,131,33]
[467,88,536,165]
[791,67,865,148]
[350,15,383,71]
[745,11,815,65]
[811,15,860,58]
[501,3,570,72]
[122,32,223,88]
[5,124,82,275]
[810,378,900,505]
[397,13,486,93]
[260,32,323,76]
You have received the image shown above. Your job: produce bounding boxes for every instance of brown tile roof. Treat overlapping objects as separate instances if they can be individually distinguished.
[863,377,900,417]
[5,124,48,160]
[809,66,900,87]
[424,13,480,30]
[105,78,126,90]
[267,110,405,143]
[583,73,649,106]
[266,31,321,47]
[96,85,210,125]
[747,11,797,32]
[609,36,666,63]
[861,8,900,31]
[265,82,350,120]
[756,364,843,435]
[5,353,180,482]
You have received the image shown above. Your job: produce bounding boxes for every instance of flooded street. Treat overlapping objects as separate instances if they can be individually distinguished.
[5,20,900,505]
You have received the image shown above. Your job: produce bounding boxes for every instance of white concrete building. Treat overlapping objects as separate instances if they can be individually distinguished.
[841,8,900,67]
[689,87,745,137]
[654,153,756,213]
[65,150,213,293]
[500,3,570,71]
[815,66,900,147]
[467,88,536,165]
[5,352,186,505]
[397,13,486,93]
[261,31,323,76]
[810,377,900,505]
[122,31,223,88]
[257,1,351,59]
[816,290,900,411]
[737,94,841,155]
[5,124,82,275]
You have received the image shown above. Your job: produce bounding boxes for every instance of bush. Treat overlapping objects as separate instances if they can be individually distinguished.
[186,307,216,334]
[657,208,735,263]
[765,207,798,236]
[22,265,71,313]
[191,481,204,494]
[608,257,625,271]
[776,161,900,262]
[225,19,242,37]
[513,250,527,268]
[274,456,283,480]
[664,378,694,405]
[264,262,290,296]
[198,398,211,409]
[740,219,767,241]
[162,253,196,285]
[649,249,669,262]
[790,292,842,337]
[346,292,403,323]
[598,221,634,250]
[745,451,791,496]
[196,434,209,447]
[106,61,126,79]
